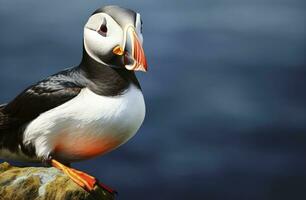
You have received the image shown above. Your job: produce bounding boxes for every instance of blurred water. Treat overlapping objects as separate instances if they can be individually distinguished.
[0,0,306,199]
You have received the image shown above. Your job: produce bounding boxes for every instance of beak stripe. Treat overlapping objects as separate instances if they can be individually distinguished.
[132,31,148,72]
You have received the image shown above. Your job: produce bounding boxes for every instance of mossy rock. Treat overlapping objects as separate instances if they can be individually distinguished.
[0,162,115,200]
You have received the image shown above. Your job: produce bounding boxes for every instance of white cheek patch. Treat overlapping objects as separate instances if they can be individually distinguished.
[84,30,107,54]
[84,13,124,65]
[85,14,103,31]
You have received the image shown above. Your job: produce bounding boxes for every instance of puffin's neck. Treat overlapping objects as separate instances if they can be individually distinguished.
[78,49,141,96]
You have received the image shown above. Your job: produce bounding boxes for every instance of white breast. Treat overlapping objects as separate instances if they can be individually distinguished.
[23,84,145,161]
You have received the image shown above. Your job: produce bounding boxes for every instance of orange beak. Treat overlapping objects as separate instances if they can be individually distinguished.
[130,30,148,72]
[113,28,148,72]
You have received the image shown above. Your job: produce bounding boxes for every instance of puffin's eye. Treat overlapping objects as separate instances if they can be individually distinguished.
[98,18,108,37]
[98,24,108,37]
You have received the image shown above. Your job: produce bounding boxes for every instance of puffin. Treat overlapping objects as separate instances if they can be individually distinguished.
[0,5,147,193]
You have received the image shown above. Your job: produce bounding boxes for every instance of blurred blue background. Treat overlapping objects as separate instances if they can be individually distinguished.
[0,0,306,199]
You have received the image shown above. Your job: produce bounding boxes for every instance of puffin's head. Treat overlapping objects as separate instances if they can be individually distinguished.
[83,5,147,72]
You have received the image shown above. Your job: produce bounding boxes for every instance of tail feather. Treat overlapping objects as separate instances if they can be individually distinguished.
[0,103,36,161]
[0,104,5,110]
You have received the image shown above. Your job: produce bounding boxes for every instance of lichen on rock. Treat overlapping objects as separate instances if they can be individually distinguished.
[0,162,115,200]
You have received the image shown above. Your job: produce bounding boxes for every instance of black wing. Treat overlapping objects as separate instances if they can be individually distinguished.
[0,68,85,129]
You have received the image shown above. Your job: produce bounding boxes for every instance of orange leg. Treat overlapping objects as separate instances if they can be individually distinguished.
[51,159,115,193]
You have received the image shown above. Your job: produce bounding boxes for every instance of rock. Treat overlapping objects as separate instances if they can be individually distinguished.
[0,162,115,200]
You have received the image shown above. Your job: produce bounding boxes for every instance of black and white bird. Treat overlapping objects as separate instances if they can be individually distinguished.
[0,5,147,193]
